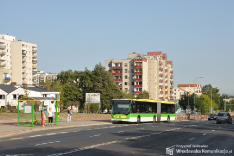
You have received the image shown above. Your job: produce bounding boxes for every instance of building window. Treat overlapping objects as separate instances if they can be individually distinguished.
[108,63,111,67]
[124,88,128,92]
[132,82,134,85]
[0,95,5,99]
[125,69,127,73]
[108,70,111,73]
[124,63,127,67]
[13,94,17,100]
[43,94,47,97]
[125,76,128,79]
[125,82,127,85]
[131,69,134,73]
[131,63,134,67]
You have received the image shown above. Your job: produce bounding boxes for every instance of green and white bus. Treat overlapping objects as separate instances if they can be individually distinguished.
[111,99,175,123]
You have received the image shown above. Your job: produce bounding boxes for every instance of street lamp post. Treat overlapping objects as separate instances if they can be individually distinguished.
[194,76,203,114]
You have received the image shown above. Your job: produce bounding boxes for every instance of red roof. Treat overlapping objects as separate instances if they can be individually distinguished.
[178,87,186,92]
[147,51,162,55]
[177,84,201,87]
[162,53,166,57]
[167,61,172,64]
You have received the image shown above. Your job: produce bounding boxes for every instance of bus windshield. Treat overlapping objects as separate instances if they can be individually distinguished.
[112,100,131,114]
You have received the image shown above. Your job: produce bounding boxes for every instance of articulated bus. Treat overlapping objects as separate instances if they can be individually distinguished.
[111,99,175,123]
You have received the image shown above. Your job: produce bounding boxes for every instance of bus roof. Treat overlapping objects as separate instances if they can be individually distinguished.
[112,99,175,104]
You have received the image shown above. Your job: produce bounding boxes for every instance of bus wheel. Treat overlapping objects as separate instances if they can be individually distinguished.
[137,116,140,124]
[167,116,170,122]
[153,116,156,123]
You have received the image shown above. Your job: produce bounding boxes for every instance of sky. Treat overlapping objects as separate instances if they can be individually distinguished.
[1,0,234,95]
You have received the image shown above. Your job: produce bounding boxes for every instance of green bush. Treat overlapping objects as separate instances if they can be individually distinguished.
[0,107,3,114]
[87,104,99,113]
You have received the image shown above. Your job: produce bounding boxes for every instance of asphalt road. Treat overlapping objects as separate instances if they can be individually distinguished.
[0,120,233,156]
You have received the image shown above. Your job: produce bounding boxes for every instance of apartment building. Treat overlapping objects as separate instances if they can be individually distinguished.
[105,52,174,101]
[174,84,202,101]
[0,34,37,85]
[33,70,57,86]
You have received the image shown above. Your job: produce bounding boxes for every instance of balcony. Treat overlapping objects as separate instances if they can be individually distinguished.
[135,59,142,62]
[4,77,10,81]
[134,78,142,81]
[134,72,142,75]
[22,58,26,62]
[22,75,26,79]
[22,52,26,56]
[134,91,142,94]
[0,51,6,55]
[134,85,142,87]
[22,63,26,67]
[165,86,168,88]
[32,60,37,63]
[160,91,163,94]
[170,76,173,79]
[32,54,37,58]
[112,73,122,75]
[170,70,173,73]
[0,44,6,49]
[0,62,6,67]
[32,49,37,53]
[22,47,26,51]
[165,91,168,94]
[159,85,163,88]
[170,86,174,89]
[114,79,122,81]
[170,96,174,99]
[0,57,6,61]
[165,80,168,83]
[159,74,163,77]
[170,91,174,94]
[159,97,164,100]
[165,69,168,72]
[159,62,163,65]
[33,65,37,69]
[118,85,122,88]
[159,79,163,83]
[159,67,163,71]
[22,69,26,73]
[134,65,142,68]
[32,71,37,74]
[112,66,122,69]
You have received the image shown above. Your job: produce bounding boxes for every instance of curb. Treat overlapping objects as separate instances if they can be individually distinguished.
[0,122,112,139]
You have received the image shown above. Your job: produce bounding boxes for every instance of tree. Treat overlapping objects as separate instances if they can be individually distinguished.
[178,92,194,111]
[123,92,135,99]
[23,84,30,99]
[202,84,220,109]
[220,94,230,111]
[136,90,149,99]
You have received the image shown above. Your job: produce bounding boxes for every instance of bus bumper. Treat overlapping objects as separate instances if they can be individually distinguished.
[111,117,136,122]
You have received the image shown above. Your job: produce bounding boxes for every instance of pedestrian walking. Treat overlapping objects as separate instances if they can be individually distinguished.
[41,107,45,127]
[67,107,72,122]
[48,107,54,127]
[187,112,190,120]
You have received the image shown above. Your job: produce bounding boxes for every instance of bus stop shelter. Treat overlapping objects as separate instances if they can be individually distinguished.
[17,97,60,127]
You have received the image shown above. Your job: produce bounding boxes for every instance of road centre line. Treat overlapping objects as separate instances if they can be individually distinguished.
[46,133,56,135]
[118,131,124,133]
[29,135,41,138]
[61,132,68,134]
[189,137,195,140]
[203,133,207,135]
[10,137,22,140]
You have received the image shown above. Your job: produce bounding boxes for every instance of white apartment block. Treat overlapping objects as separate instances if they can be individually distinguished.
[33,70,57,86]
[105,52,174,101]
[174,84,202,101]
[0,34,37,85]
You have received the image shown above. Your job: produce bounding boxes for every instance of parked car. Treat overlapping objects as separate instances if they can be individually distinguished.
[216,112,232,124]
[208,114,217,121]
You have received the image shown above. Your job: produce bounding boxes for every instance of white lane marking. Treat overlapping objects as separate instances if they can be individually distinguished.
[212,130,215,131]
[29,135,41,138]
[10,137,23,140]
[35,141,60,146]
[94,134,101,137]
[46,133,56,135]
[189,137,195,140]
[61,132,68,134]
[203,133,207,135]
[118,131,124,133]
[73,131,77,132]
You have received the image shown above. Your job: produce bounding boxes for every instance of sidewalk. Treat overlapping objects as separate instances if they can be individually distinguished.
[0,119,112,138]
